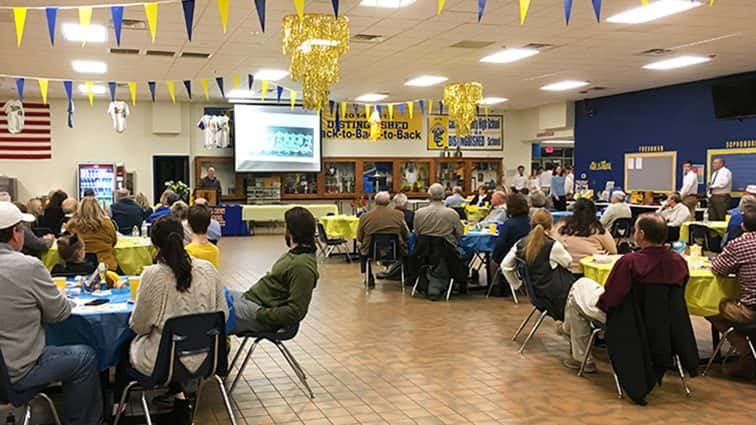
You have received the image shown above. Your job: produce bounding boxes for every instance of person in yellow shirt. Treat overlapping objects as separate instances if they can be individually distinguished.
[184,205,220,269]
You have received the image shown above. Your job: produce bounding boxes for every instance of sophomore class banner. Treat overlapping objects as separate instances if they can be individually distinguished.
[321,109,423,141]
[427,115,503,151]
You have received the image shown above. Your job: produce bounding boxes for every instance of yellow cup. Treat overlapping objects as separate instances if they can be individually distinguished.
[489,224,497,234]
[128,277,140,300]
[53,277,67,292]
[725,214,731,223]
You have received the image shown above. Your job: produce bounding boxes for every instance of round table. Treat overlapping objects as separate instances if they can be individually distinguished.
[580,255,739,317]
[679,221,728,244]
[320,215,360,240]
[42,236,155,276]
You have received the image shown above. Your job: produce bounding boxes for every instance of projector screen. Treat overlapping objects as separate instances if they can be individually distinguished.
[234,105,322,172]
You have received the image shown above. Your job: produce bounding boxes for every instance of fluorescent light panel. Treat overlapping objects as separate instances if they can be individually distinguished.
[255,69,289,81]
[72,60,107,74]
[479,97,508,105]
[359,0,416,8]
[540,80,589,91]
[643,55,712,70]
[77,84,107,95]
[606,0,702,24]
[355,93,388,102]
[298,38,340,52]
[405,75,448,87]
[480,48,540,64]
[62,23,108,43]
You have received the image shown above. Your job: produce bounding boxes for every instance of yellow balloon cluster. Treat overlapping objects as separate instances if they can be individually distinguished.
[443,82,483,137]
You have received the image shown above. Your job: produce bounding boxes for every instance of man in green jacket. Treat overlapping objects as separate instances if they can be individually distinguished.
[231,207,319,332]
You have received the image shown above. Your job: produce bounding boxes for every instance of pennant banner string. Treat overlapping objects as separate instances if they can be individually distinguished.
[0,1,181,11]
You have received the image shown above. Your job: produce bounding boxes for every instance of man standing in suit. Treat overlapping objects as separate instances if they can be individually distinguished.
[708,158,732,221]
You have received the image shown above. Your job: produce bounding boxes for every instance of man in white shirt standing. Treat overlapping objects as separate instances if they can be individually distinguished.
[708,157,733,221]
[600,191,632,230]
[512,165,528,192]
[564,166,575,199]
[539,164,553,195]
[657,192,691,227]
[679,160,699,219]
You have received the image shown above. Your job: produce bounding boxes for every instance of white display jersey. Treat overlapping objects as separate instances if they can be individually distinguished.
[107,101,130,133]
[198,115,231,148]
[215,115,230,148]
[3,99,25,134]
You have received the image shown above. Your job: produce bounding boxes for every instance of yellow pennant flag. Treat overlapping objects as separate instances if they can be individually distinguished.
[710,0,715,5]
[408,101,414,118]
[260,80,269,101]
[38,79,49,105]
[13,8,26,47]
[364,104,370,118]
[78,7,93,47]
[232,74,240,89]
[144,3,159,43]
[484,105,489,117]
[290,90,297,110]
[519,0,531,25]
[641,0,649,5]
[388,104,394,120]
[85,82,94,106]
[428,99,433,115]
[294,0,305,20]
[217,0,230,33]
[437,0,446,15]
[200,79,209,100]
[128,82,137,105]
[166,81,176,104]
[340,102,347,119]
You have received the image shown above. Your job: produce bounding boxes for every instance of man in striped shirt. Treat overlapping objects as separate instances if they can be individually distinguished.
[709,209,756,379]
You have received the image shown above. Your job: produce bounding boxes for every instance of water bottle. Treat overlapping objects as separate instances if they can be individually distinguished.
[97,262,107,292]
[141,221,148,238]
[131,225,139,237]
[703,210,709,223]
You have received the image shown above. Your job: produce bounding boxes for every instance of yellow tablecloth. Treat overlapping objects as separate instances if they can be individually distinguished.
[679,221,728,243]
[580,255,739,317]
[242,204,339,222]
[465,205,490,223]
[320,215,360,240]
[42,236,155,276]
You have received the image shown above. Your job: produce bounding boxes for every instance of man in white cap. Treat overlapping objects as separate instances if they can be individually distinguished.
[0,202,102,425]
[599,190,631,231]
[722,185,756,247]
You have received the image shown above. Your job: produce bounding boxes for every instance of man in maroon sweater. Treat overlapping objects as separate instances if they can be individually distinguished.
[559,213,689,372]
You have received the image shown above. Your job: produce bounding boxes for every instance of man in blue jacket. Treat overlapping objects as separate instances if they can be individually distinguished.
[110,188,147,233]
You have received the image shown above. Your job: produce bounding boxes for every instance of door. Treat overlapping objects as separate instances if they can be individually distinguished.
[153,155,190,204]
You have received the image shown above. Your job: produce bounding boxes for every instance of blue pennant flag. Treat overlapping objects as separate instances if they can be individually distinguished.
[377,105,383,116]
[111,6,124,46]
[332,0,340,17]
[334,105,341,132]
[108,81,117,101]
[254,0,266,32]
[476,105,480,116]
[477,0,487,22]
[183,80,192,100]
[63,81,74,128]
[563,0,573,25]
[592,0,601,22]
[181,0,195,41]
[15,78,24,102]
[419,100,425,114]
[148,81,156,102]
[45,8,57,46]
[329,100,335,115]
[215,77,225,97]
[398,103,404,117]
[276,86,284,103]
[353,103,359,116]
[248,74,254,90]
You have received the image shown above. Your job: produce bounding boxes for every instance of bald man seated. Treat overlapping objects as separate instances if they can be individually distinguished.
[356,191,410,288]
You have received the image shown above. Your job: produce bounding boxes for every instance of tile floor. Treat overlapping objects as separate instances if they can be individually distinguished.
[194,236,756,425]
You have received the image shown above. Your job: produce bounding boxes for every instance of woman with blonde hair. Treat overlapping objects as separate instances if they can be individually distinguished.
[66,197,119,271]
[501,208,574,320]
[134,192,153,217]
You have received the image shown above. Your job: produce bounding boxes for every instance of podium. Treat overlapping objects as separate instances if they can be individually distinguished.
[195,189,218,206]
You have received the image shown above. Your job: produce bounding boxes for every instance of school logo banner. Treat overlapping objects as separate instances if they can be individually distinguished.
[427,114,503,151]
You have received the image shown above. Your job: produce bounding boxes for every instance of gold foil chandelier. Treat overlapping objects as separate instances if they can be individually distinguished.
[282,14,350,111]
[443,82,483,137]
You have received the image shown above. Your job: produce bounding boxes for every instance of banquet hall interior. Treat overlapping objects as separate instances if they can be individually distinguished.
[2,0,756,424]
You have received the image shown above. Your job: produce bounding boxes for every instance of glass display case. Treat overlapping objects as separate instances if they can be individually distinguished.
[362,161,393,193]
[471,161,500,190]
[281,173,319,195]
[398,160,431,193]
[436,161,465,192]
[324,162,356,195]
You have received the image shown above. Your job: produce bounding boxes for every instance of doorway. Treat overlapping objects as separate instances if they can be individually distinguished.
[153,155,190,204]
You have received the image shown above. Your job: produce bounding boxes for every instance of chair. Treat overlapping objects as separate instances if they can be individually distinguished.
[610,218,633,239]
[113,312,235,425]
[687,223,722,253]
[510,258,552,354]
[316,223,351,262]
[409,235,459,302]
[702,323,756,377]
[84,253,99,269]
[0,350,61,425]
[364,233,404,291]
[226,323,314,399]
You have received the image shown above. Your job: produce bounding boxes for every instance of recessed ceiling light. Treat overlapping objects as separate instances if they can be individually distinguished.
[72,60,107,74]
[255,69,289,81]
[607,0,702,24]
[480,48,540,64]
[479,97,508,105]
[62,23,108,43]
[643,55,712,70]
[77,83,107,95]
[405,76,448,87]
[540,80,589,91]
[359,0,417,8]
[355,93,388,102]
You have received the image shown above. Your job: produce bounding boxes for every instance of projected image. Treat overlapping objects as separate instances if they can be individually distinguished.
[256,126,315,159]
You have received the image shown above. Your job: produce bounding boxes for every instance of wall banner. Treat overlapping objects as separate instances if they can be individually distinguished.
[321,109,423,141]
[427,114,503,151]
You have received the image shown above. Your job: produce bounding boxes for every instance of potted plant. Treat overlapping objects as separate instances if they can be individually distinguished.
[164,180,190,202]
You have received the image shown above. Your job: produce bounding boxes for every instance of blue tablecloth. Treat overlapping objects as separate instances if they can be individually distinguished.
[212,204,249,236]
[408,231,497,256]
[551,211,572,222]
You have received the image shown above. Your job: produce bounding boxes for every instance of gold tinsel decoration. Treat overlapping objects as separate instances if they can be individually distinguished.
[443,82,483,137]
[282,14,350,111]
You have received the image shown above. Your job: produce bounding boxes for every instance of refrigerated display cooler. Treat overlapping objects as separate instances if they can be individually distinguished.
[77,163,115,207]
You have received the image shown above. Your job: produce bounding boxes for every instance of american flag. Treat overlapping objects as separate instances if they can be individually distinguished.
[0,102,52,160]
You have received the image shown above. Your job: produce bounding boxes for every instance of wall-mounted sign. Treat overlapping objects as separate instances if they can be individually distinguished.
[589,160,612,171]
[638,145,664,153]
[725,139,756,149]
[536,130,555,138]
[427,115,504,151]
[321,110,423,141]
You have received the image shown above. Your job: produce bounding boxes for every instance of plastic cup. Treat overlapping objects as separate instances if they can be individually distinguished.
[489,224,497,234]
[53,277,67,292]
[129,277,140,300]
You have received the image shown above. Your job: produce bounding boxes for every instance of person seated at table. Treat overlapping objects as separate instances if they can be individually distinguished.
[194,197,222,243]
[26,197,43,222]
[65,197,119,271]
[480,191,508,226]
[393,193,414,232]
[657,192,691,228]
[146,189,180,223]
[60,198,78,233]
[117,215,228,423]
[110,188,147,234]
[444,186,467,209]
[493,194,531,266]
[722,189,756,247]
[51,233,96,276]
[171,200,189,222]
[528,190,548,217]
[599,190,631,231]
[185,205,220,269]
[0,202,102,425]
[357,192,410,288]
[415,183,465,249]
[470,185,490,208]
[135,192,154,218]
[230,207,318,332]
[40,189,67,234]
[707,209,756,379]
[11,202,54,257]
[558,213,690,374]
[554,198,617,273]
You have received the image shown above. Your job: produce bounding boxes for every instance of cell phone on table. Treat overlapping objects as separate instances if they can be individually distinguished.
[85,299,109,306]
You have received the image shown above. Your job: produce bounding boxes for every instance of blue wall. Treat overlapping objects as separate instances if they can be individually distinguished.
[575,71,756,194]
